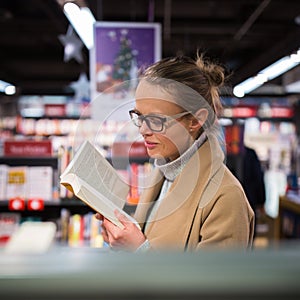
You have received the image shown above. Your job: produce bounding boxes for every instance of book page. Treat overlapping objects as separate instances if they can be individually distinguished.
[61,167,137,229]
[77,181,124,228]
[78,178,139,228]
[61,141,129,209]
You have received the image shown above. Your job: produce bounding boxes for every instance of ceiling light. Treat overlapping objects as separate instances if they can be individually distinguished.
[63,2,96,49]
[0,80,16,95]
[233,74,267,97]
[233,49,300,97]
[5,85,16,95]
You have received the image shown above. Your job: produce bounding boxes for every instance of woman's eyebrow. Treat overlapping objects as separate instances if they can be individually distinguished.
[133,109,165,116]
[132,108,141,114]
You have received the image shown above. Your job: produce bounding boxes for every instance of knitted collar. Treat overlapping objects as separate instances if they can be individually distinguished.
[154,133,207,182]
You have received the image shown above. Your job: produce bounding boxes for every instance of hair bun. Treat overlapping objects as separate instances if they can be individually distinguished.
[195,55,225,88]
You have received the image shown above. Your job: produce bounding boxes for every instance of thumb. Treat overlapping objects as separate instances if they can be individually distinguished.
[114,209,130,227]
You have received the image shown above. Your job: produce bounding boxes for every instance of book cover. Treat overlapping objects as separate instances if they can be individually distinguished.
[6,166,27,200]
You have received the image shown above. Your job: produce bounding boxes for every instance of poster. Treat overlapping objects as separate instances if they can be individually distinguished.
[90,22,161,122]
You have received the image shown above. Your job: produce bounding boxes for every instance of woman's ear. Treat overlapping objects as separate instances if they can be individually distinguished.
[189,108,208,131]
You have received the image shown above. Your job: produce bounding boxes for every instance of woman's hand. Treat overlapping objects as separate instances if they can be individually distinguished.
[95,210,146,251]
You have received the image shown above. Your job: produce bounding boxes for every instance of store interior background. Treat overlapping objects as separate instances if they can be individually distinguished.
[1,0,300,250]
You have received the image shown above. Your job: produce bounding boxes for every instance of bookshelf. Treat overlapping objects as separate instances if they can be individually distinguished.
[0,156,58,168]
[0,98,153,247]
[0,150,150,247]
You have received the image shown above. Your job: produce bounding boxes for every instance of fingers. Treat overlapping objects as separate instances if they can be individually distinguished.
[95,213,103,221]
[114,210,129,228]
[96,211,142,251]
[103,217,120,239]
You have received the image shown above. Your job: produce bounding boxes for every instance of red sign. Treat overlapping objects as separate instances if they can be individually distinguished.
[111,141,148,157]
[27,198,44,211]
[232,106,257,118]
[44,104,66,117]
[9,197,25,211]
[4,140,52,156]
[271,107,294,118]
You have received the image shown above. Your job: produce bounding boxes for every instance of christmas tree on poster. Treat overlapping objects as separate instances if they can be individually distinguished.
[112,34,138,92]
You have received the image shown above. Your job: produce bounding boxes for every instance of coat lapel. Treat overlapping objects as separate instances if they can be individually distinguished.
[134,168,164,228]
[134,136,225,250]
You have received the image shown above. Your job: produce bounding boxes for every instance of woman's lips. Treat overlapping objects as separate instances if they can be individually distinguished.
[144,141,158,149]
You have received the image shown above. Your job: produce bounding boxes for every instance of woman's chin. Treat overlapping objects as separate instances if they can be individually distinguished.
[147,150,164,160]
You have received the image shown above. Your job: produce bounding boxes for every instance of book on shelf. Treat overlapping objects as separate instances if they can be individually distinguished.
[0,165,54,202]
[60,140,138,229]
[26,166,53,201]
[58,145,73,199]
[6,166,27,200]
[0,165,8,201]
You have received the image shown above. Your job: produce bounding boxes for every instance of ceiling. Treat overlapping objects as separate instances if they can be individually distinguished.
[0,0,300,97]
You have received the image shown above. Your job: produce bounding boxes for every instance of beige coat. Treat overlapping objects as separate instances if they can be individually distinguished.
[134,137,255,251]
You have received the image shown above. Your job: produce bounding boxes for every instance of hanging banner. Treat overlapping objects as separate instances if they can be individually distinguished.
[90,22,161,123]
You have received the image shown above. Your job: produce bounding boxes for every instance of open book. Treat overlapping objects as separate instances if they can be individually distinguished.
[60,140,137,229]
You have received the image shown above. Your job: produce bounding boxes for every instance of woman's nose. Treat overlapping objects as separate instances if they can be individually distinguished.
[139,120,152,135]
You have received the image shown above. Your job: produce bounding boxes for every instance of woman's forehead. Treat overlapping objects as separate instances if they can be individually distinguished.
[135,80,173,101]
[134,98,183,115]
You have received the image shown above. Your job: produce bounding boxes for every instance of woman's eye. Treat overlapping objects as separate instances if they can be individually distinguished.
[148,117,162,126]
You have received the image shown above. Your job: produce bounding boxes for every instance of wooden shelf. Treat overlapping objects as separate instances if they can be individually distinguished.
[0,156,58,168]
[276,195,300,239]
[280,196,300,215]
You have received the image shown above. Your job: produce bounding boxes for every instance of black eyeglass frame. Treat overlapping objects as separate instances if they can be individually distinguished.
[129,109,191,132]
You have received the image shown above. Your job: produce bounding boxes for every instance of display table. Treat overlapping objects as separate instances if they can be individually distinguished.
[1,245,300,299]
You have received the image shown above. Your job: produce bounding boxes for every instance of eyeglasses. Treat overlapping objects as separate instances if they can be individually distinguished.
[129,110,191,132]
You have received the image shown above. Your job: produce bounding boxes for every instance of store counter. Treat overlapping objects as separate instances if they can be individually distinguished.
[1,245,300,299]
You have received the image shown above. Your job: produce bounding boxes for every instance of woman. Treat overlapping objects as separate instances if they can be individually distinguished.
[96,54,254,252]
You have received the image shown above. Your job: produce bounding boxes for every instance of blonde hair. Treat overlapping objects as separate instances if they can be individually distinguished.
[141,53,225,120]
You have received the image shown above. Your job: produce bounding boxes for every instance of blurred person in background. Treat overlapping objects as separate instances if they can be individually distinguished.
[242,146,266,238]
